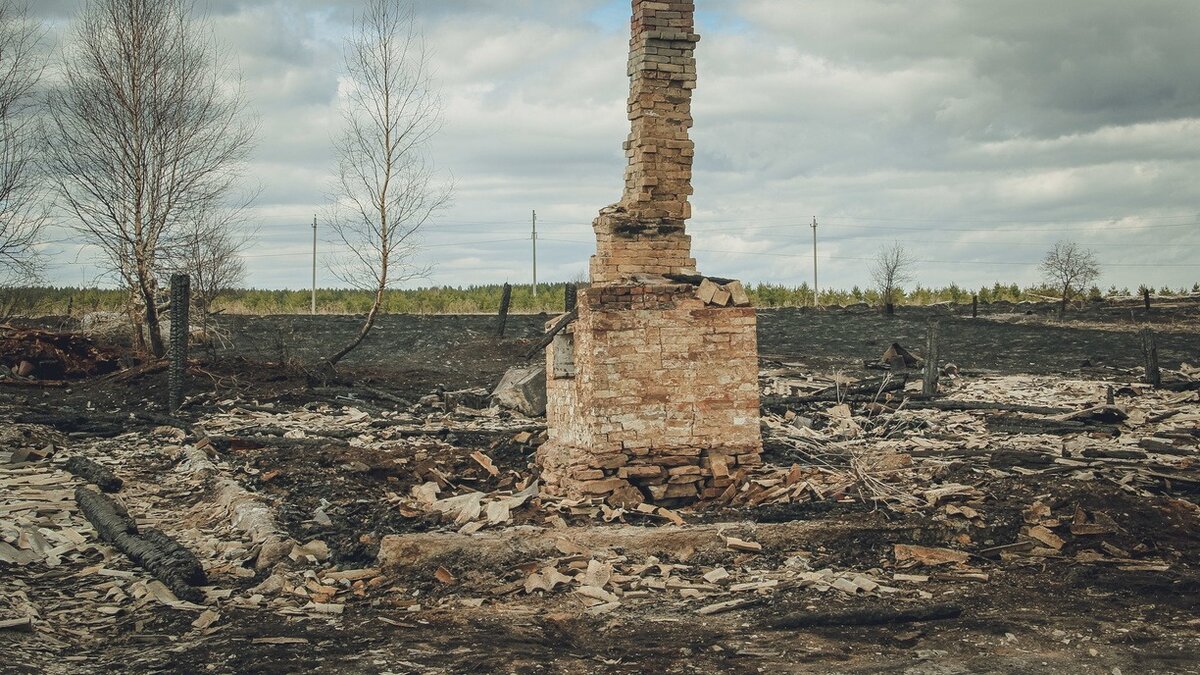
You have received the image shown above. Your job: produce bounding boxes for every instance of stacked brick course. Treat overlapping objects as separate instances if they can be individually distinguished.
[539,1,762,507]
[592,1,700,285]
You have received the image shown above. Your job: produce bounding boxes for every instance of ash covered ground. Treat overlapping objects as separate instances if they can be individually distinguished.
[1,297,1198,674]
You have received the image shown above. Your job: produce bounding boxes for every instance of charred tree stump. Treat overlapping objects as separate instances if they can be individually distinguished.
[1141,328,1160,387]
[168,274,190,411]
[75,486,207,603]
[64,456,123,492]
[1143,288,1151,311]
[971,294,977,318]
[496,283,512,338]
[922,320,940,396]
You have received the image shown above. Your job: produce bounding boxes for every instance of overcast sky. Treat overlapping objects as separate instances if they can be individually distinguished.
[36,0,1200,293]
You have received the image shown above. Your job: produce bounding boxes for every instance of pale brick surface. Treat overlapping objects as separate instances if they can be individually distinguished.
[591,0,701,284]
[539,285,762,506]
[539,1,761,506]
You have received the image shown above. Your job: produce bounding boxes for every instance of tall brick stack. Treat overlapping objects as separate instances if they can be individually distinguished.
[591,1,699,284]
[538,0,762,507]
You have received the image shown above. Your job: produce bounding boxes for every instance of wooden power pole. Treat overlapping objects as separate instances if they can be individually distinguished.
[311,215,317,315]
[531,210,538,298]
[811,216,818,307]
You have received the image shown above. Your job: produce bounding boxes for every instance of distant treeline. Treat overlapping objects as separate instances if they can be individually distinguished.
[3,281,1197,317]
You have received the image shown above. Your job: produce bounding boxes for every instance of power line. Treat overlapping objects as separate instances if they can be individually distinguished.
[536,212,1199,227]
[534,237,1200,267]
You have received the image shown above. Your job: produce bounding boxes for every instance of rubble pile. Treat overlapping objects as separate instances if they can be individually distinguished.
[0,326,124,381]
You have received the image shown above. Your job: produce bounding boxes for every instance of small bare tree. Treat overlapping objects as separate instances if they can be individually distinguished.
[164,209,250,339]
[1040,241,1099,318]
[871,242,915,315]
[324,0,451,368]
[45,0,254,356]
[0,1,45,285]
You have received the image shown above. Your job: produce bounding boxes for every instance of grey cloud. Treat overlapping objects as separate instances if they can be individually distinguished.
[31,1,1200,292]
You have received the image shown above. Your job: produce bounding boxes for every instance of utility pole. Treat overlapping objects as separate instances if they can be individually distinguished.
[311,215,317,315]
[531,209,538,298]
[811,215,818,307]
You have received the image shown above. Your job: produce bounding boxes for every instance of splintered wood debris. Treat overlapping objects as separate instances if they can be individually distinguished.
[0,358,1196,671]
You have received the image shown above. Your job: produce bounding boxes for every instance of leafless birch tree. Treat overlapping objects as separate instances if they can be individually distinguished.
[1041,241,1099,318]
[0,0,45,285]
[45,0,253,356]
[871,242,915,315]
[325,0,451,367]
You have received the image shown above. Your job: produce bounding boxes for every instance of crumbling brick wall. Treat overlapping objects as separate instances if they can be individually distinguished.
[541,284,761,506]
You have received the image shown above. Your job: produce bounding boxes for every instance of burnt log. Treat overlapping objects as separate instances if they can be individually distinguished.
[140,529,207,586]
[769,603,962,629]
[988,449,1057,468]
[64,456,123,492]
[907,400,1071,415]
[1080,448,1148,460]
[75,485,136,538]
[75,486,207,603]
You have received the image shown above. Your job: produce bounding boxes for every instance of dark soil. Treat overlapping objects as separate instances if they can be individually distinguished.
[236,431,539,564]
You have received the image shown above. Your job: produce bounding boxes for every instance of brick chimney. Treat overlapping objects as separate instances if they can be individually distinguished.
[538,0,762,508]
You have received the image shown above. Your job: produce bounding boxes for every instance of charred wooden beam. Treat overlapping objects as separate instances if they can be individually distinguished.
[769,603,962,629]
[905,400,1071,415]
[922,321,940,396]
[663,272,736,286]
[524,308,578,360]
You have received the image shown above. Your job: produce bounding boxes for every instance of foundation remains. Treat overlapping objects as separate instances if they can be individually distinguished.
[538,0,762,507]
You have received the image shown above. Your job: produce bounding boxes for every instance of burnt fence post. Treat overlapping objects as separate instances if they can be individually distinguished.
[168,273,190,411]
[564,283,578,313]
[922,320,940,396]
[496,283,512,338]
[1141,328,1160,387]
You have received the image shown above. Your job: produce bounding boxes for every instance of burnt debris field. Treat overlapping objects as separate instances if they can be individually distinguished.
[1,297,1198,674]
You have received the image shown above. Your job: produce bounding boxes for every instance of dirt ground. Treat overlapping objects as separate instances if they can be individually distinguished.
[1,297,1198,674]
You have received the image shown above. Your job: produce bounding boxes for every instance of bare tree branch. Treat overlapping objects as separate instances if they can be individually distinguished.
[0,0,46,285]
[324,0,451,368]
[160,197,253,339]
[44,0,254,356]
[1040,240,1100,318]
